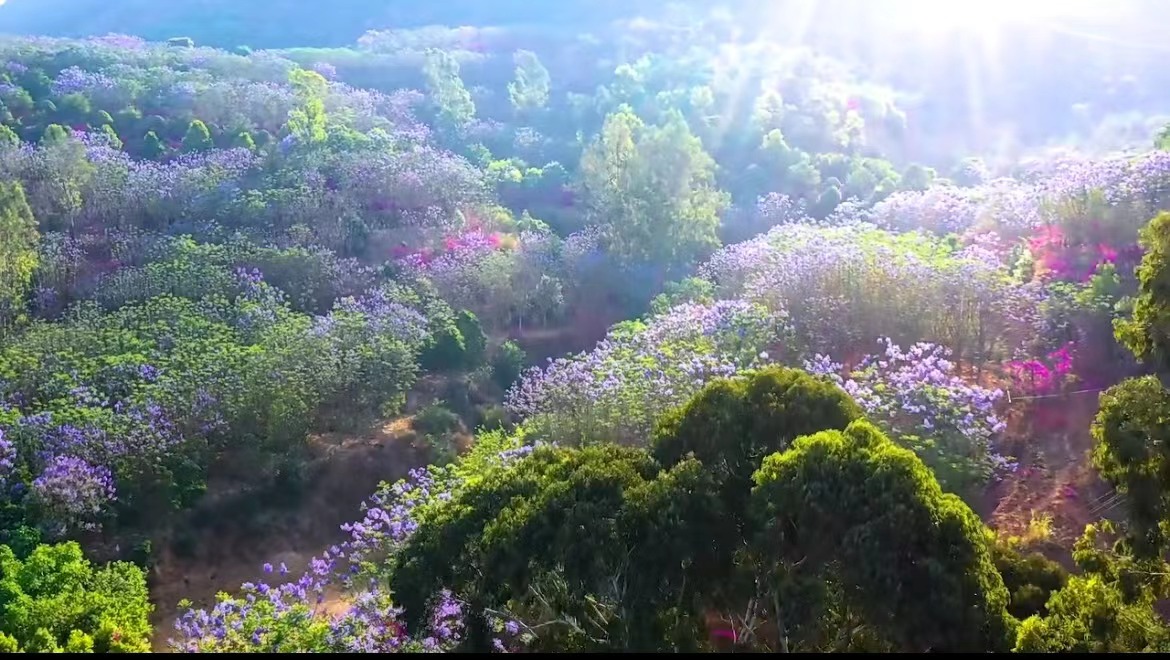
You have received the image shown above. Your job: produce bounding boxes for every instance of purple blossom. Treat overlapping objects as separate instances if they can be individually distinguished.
[507,300,790,445]
[30,455,116,535]
[805,338,1010,487]
[51,66,117,97]
[0,430,15,490]
[311,62,338,80]
[700,222,1043,363]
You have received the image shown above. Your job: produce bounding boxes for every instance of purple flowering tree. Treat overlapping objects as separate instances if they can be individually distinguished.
[700,222,1044,366]
[29,455,117,535]
[804,338,1013,491]
[506,300,791,446]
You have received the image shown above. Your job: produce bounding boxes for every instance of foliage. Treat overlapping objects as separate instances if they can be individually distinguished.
[1115,211,1170,371]
[453,310,487,367]
[0,181,38,325]
[0,541,152,653]
[508,50,550,114]
[490,340,526,391]
[2,12,1170,656]
[579,105,729,269]
[413,404,461,438]
[1091,375,1170,557]
[648,277,715,315]
[0,274,430,534]
[752,420,1016,652]
[388,444,718,652]
[653,365,861,517]
[991,540,1068,619]
[286,68,329,147]
[181,119,213,153]
[1013,522,1170,652]
[423,49,475,131]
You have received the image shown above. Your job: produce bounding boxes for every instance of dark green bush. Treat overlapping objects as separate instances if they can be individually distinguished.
[491,340,526,390]
[421,322,467,371]
[653,366,863,499]
[455,310,487,367]
[992,541,1069,619]
[414,403,462,437]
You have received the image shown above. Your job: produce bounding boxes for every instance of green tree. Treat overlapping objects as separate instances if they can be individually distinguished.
[1013,522,1170,652]
[392,389,1019,652]
[1115,211,1170,370]
[951,156,989,187]
[39,124,69,146]
[1156,122,1170,151]
[0,181,38,322]
[649,277,716,315]
[2,88,33,117]
[508,49,551,113]
[490,340,526,390]
[900,163,936,191]
[1091,376,1170,556]
[579,106,729,268]
[0,125,18,149]
[286,69,328,147]
[423,49,476,131]
[810,183,843,218]
[57,93,90,125]
[99,124,122,150]
[115,107,143,132]
[181,119,213,153]
[752,420,1016,652]
[391,444,726,652]
[232,130,257,151]
[654,366,862,521]
[992,540,1068,619]
[141,130,165,159]
[752,89,786,132]
[0,542,153,652]
[454,310,487,367]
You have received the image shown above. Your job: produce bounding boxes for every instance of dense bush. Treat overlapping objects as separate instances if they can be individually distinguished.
[653,366,861,515]
[0,541,152,653]
[490,340,525,390]
[0,271,431,535]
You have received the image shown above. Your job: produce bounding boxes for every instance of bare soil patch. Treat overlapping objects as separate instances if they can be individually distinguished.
[148,416,431,651]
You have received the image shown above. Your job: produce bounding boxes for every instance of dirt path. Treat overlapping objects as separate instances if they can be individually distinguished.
[148,417,429,651]
[987,394,1111,551]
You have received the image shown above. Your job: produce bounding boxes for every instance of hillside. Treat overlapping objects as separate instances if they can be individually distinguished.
[1,1,1170,653]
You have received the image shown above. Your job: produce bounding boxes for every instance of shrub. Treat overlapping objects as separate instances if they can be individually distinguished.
[455,310,487,367]
[413,404,461,437]
[654,365,862,515]
[992,540,1068,619]
[420,322,467,372]
[490,340,526,390]
[0,541,153,653]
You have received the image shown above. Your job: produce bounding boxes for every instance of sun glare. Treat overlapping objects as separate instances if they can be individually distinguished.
[900,0,1102,33]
